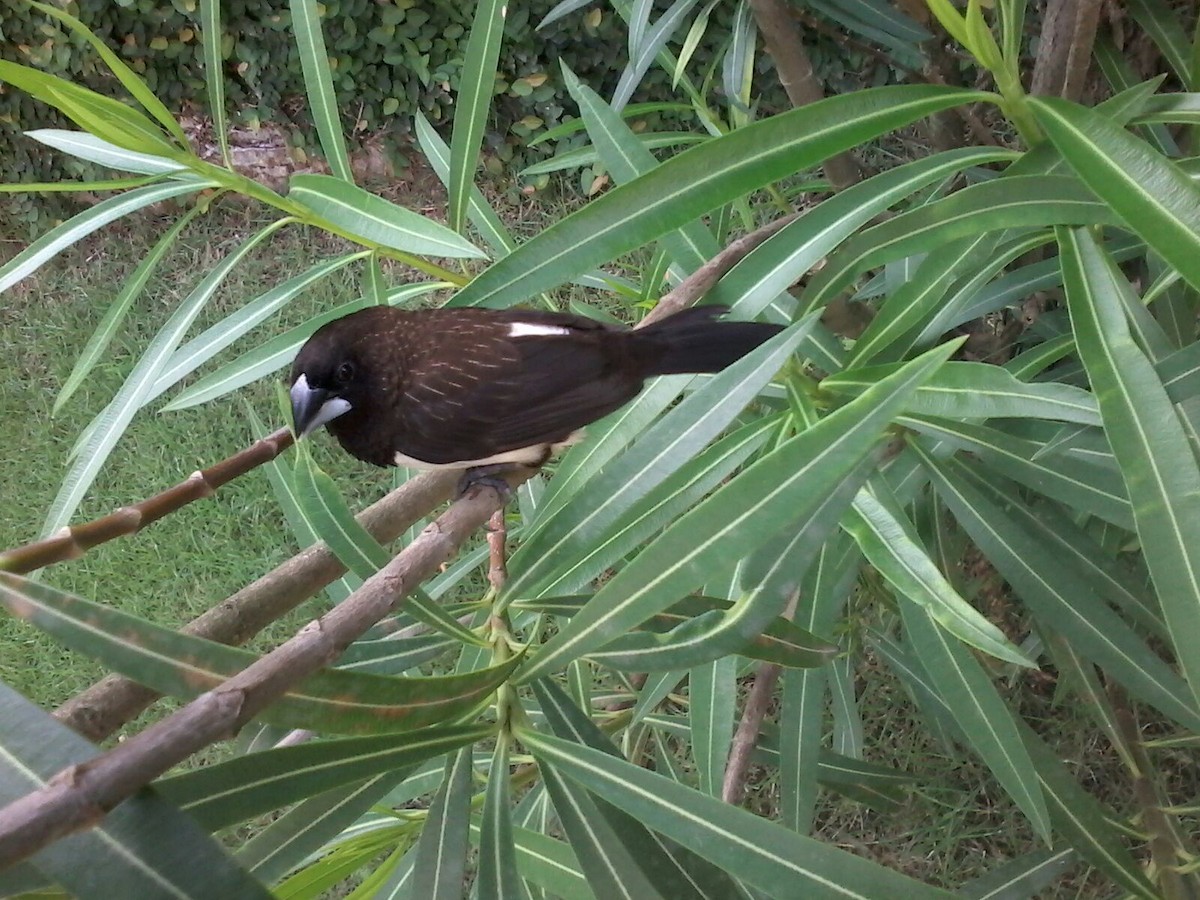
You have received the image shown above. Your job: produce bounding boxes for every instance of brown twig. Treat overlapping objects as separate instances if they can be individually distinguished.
[1107,680,1195,900]
[721,661,783,805]
[54,468,459,741]
[486,509,508,594]
[721,590,801,804]
[0,470,532,869]
[0,428,296,575]
[646,213,800,325]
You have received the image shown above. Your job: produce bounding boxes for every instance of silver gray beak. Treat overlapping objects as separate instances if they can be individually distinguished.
[290,373,352,437]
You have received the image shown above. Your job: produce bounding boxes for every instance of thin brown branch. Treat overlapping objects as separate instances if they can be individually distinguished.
[721,661,783,805]
[1108,681,1195,900]
[54,468,459,741]
[722,590,801,804]
[0,469,532,869]
[646,213,800,325]
[1031,0,1103,101]
[486,509,508,594]
[0,428,296,575]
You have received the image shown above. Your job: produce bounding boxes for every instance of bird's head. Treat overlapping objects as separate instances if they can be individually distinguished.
[289,320,372,439]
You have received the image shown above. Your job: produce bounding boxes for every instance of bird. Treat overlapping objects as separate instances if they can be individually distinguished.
[289,304,784,493]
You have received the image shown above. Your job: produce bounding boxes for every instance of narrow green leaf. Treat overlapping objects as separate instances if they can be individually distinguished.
[26,0,188,146]
[54,207,199,414]
[529,101,694,146]
[0,180,208,295]
[1124,0,1192,86]
[0,175,161,193]
[293,446,392,579]
[42,215,283,537]
[825,360,1101,425]
[27,129,189,174]
[0,571,515,734]
[198,0,231,167]
[643,711,915,807]
[828,655,864,759]
[289,0,352,181]
[782,535,860,831]
[845,478,1032,665]
[157,724,490,831]
[518,341,959,683]
[364,253,387,306]
[903,415,1133,529]
[147,252,370,403]
[531,678,747,899]
[675,0,719,88]
[613,0,702,111]
[708,147,1018,322]
[412,747,476,900]
[238,774,405,880]
[520,133,708,176]
[449,85,990,309]
[415,112,515,256]
[0,59,175,153]
[290,174,486,258]
[506,319,812,601]
[477,740,528,899]
[1032,98,1200,295]
[848,234,998,366]
[898,602,1051,842]
[960,849,1076,900]
[798,175,1114,315]
[0,682,272,897]
[516,594,837,672]
[336,633,458,675]
[563,62,720,274]
[513,417,778,601]
[1015,721,1158,899]
[1059,226,1200,708]
[522,730,954,898]
[912,447,1200,732]
[161,282,447,410]
[245,398,361,602]
[476,823,592,899]
[539,763,663,899]
[583,455,868,672]
[690,655,736,796]
[448,0,507,232]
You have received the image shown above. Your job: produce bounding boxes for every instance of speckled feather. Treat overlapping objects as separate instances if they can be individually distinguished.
[290,305,783,469]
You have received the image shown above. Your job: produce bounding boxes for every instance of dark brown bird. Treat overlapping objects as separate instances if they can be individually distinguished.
[289,305,783,489]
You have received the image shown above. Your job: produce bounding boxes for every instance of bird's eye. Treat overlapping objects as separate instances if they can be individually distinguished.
[335,362,355,384]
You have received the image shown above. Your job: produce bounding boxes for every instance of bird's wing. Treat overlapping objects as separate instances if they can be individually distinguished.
[398,325,639,464]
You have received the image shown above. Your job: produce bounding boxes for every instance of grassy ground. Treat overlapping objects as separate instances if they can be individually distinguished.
[0,204,410,709]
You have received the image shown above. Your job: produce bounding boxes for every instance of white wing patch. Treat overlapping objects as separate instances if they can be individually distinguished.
[508,322,571,338]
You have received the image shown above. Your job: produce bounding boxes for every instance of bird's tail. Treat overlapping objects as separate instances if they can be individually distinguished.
[634,305,785,375]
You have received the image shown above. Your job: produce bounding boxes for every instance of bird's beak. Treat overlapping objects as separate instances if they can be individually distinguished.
[290,373,352,438]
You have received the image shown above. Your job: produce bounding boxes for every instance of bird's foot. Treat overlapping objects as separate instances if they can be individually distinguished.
[457,464,516,500]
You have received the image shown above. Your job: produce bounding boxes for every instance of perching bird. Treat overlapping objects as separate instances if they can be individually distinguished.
[289,304,783,491]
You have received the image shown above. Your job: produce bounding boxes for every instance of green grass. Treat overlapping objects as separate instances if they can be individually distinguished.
[0,205,408,710]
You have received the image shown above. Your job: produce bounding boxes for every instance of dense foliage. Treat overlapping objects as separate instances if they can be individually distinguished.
[1,0,1199,896]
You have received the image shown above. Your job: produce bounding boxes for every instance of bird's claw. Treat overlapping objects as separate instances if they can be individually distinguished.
[457,465,514,500]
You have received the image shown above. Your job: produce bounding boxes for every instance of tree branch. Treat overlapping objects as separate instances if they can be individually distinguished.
[0,470,530,869]
[0,428,296,574]
[54,468,458,741]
